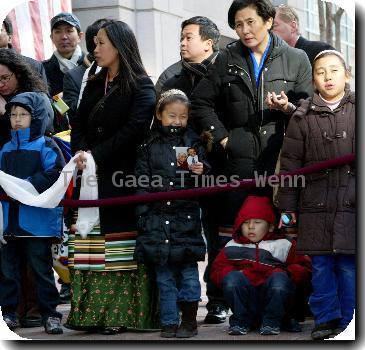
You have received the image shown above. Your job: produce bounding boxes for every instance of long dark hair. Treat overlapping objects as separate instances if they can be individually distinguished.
[0,49,48,95]
[98,20,147,95]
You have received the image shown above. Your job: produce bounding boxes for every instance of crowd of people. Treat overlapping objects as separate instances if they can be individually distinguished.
[0,0,355,341]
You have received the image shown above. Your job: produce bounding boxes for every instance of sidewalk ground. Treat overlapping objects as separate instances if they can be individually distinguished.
[13,261,314,340]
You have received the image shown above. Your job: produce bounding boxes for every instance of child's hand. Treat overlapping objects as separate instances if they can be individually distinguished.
[190,162,204,175]
[278,212,297,229]
[266,91,289,112]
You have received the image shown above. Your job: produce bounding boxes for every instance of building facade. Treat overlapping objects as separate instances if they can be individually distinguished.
[72,0,355,84]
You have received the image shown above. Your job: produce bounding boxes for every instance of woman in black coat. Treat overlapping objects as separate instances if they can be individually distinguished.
[69,20,158,333]
[190,0,313,234]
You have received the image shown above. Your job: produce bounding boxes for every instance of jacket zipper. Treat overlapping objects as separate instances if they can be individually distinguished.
[16,131,20,150]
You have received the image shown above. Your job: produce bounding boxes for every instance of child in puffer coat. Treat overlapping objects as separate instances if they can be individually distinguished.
[211,195,311,336]
[0,92,65,334]
[134,89,210,338]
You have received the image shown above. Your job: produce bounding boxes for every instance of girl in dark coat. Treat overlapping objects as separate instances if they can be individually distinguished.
[276,50,355,340]
[69,20,158,333]
[135,89,209,338]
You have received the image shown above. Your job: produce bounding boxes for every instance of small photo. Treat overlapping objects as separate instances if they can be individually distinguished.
[175,147,189,170]
[187,147,199,166]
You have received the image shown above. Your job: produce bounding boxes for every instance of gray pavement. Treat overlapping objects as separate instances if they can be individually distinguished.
[13,261,314,341]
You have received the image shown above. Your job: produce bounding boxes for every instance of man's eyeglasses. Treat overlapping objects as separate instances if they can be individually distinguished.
[10,113,31,119]
[0,72,14,85]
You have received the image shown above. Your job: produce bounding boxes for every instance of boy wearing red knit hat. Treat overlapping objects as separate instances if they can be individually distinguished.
[211,196,308,336]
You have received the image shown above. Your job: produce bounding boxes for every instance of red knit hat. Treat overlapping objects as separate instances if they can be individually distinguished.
[233,196,276,234]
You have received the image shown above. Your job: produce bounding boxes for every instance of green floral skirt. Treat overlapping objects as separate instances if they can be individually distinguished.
[65,265,160,330]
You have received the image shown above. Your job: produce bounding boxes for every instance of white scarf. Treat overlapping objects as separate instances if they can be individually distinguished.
[53,45,83,73]
[0,153,99,243]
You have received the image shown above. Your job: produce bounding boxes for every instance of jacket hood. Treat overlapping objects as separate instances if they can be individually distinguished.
[6,92,52,140]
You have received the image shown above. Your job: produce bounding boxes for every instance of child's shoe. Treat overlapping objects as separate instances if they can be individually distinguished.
[44,317,63,334]
[228,325,250,335]
[3,315,20,331]
[160,324,178,338]
[175,301,198,338]
[260,325,281,335]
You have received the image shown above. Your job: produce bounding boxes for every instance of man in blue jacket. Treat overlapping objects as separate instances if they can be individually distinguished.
[0,92,65,334]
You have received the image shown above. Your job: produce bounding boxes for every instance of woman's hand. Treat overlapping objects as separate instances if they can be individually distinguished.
[190,162,204,175]
[74,151,87,170]
[0,95,6,116]
[266,91,290,112]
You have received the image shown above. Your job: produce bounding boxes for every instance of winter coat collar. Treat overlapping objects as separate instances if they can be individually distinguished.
[225,33,288,69]
[181,51,219,78]
[10,128,31,147]
[146,124,201,146]
[293,88,355,118]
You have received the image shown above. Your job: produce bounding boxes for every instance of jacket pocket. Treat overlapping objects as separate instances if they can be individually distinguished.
[343,169,355,208]
[300,174,328,211]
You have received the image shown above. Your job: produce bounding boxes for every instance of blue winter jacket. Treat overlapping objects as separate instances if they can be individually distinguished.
[0,92,65,239]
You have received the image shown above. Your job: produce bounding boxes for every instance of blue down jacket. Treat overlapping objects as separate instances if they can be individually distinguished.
[1,92,65,239]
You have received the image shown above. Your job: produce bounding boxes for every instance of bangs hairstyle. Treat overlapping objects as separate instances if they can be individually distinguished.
[97,20,147,95]
[313,50,351,76]
[155,89,190,116]
[228,0,276,29]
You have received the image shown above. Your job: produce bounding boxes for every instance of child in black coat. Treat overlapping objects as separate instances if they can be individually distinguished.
[134,89,210,338]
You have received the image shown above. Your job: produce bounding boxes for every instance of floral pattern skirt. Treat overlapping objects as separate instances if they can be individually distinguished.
[65,265,160,330]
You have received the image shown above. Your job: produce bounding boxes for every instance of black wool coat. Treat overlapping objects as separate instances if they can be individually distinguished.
[134,125,209,265]
[71,70,156,234]
[190,33,313,180]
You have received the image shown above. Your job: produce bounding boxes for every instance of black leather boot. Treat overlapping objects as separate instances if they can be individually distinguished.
[176,301,199,338]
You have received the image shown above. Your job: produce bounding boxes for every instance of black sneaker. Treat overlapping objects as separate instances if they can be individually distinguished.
[204,306,227,324]
[160,324,178,338]
[311,320,339,340]
[44,317,63,334]
[3,315,20,331]
[228,325,250,335]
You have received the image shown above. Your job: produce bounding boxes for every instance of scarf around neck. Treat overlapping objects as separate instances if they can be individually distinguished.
[181,51,219,78]
[53,45,83,73]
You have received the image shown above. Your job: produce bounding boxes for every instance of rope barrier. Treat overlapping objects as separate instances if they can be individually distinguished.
[0,153,354,208]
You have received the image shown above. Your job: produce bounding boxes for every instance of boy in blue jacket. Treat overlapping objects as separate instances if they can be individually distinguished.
[0,92,65,334]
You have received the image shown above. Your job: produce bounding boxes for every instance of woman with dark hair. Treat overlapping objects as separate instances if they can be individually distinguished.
[0,48,50,147]
[190,0,313,326]
[68,20,158,334]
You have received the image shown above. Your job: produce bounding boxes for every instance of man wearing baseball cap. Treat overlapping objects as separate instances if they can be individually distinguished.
[43,12,85,105]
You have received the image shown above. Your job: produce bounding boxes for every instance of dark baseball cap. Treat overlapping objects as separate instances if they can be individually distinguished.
[50,12,81,31]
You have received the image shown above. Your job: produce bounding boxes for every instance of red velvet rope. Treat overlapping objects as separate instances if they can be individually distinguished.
[0,153,354,208]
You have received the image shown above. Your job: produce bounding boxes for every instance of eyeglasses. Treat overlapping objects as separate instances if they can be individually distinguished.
[10,113,31,119]
[0,72,14,85]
